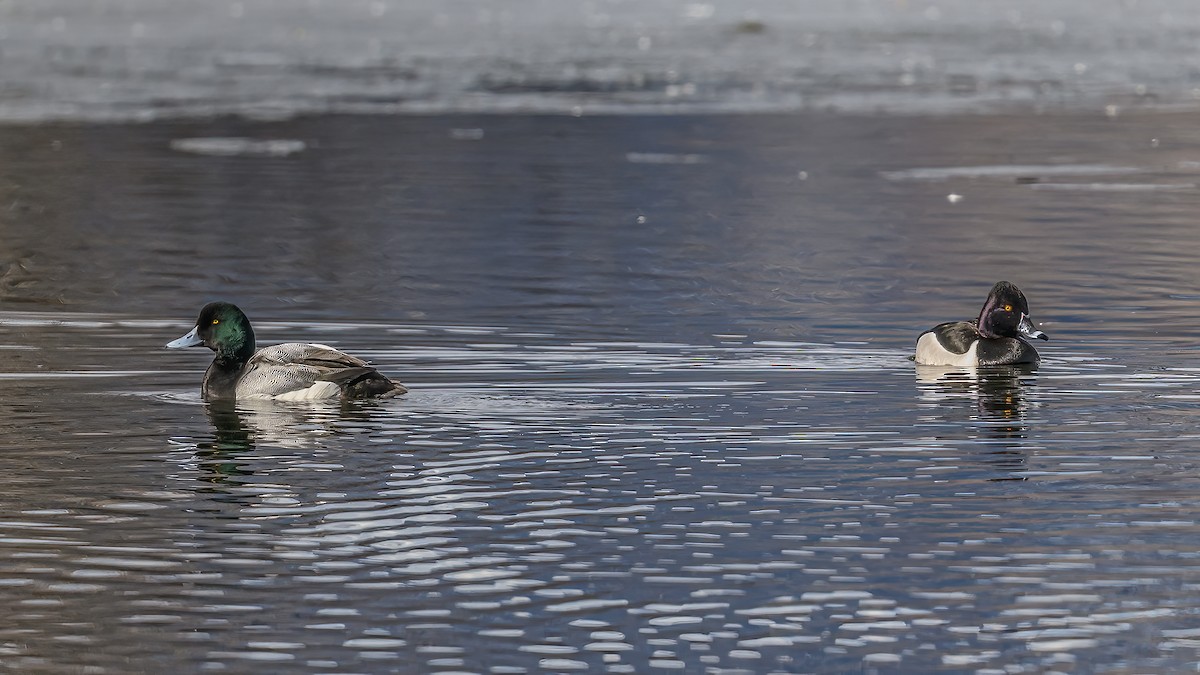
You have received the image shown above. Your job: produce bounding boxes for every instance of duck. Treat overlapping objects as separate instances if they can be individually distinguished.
[166,302,407,400]
[914,281,1048,366]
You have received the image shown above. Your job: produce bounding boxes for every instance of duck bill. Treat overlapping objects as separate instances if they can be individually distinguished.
[1018,315,1048,341]
[166,326,203,349]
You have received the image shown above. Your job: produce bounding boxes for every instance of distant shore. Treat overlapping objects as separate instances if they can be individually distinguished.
[1,0,1198,123]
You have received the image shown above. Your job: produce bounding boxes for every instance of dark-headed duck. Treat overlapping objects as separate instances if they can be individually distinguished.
[167,302,407,400]
[915,281,1048,367]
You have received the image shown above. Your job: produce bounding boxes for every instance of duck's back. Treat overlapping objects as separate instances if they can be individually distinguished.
[234,343,405,400]
[915,321,980,366]
[253,343,370,369]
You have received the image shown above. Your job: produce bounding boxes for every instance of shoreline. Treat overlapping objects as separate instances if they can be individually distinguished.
[3,1,1198,125]
[0,100,1195,129]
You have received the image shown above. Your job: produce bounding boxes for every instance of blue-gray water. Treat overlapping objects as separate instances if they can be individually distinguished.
[5,1,1200,673]
[2,111,1200,673]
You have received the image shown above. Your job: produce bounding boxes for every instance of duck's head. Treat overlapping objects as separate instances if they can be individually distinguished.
[977,281,1048,342]
[166,302,257,362]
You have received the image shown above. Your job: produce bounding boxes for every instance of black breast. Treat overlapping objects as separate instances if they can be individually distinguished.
[976,337,1039,366]
[202,360,244,399]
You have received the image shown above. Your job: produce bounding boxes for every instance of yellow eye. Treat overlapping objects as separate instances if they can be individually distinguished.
[1003,304,1013,312]
[212,319,220,325]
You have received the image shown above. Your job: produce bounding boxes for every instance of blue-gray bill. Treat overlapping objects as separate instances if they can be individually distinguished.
[166,326,203,349]
[1018,315,1048,341]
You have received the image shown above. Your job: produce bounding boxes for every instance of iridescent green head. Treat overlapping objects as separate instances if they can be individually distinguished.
[166,302,257,363]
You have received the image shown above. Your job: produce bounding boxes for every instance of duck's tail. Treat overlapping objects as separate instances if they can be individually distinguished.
[321,367,408,398]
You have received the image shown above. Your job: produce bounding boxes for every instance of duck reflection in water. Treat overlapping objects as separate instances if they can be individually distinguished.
[195,399,388,482]
[915,364,1037,478]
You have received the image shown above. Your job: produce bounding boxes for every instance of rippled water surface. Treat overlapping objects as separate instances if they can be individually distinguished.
[3,110,1200,673]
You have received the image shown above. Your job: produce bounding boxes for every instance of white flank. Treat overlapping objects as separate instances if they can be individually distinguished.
[914,332,979,367]
[273,381,341,401]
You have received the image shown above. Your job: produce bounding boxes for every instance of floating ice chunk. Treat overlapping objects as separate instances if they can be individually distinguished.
[626,152,708,164]
[450,128,485,140]
[169,137,307,157]
[1029,182,1194,192]
[881,164,1140,181]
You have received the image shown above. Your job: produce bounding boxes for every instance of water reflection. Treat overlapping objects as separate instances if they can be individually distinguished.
[915,364,1037,477]
[201,399,387,452]
[203,400,254,452]
[190,398,401,493]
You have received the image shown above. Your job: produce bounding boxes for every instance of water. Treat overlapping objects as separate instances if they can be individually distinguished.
[1,110,1200,672]
[5,1,1200,672]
